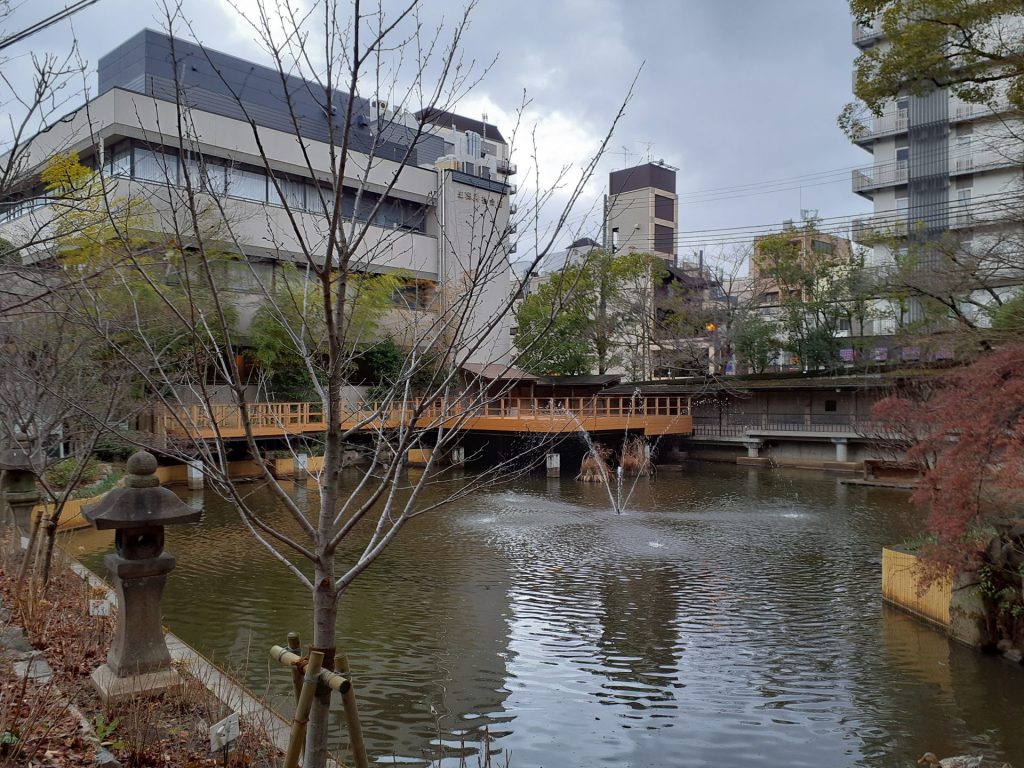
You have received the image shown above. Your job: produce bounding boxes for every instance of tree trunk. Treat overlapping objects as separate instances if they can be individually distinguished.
[304,575,338,768]
[40,517,58,586]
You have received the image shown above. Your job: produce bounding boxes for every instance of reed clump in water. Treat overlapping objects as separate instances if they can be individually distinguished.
[619,437,651,477]
[577,444,612,483]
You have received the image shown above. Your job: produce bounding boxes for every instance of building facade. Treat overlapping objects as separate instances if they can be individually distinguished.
[605,161,678,263]
[0,29,518,364]
[849,17,1024,330]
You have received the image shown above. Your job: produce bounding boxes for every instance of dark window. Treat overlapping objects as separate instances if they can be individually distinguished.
[654,224,673,255]
[811,239,833,255]
[654,194,674,222]
[824,400,837,412]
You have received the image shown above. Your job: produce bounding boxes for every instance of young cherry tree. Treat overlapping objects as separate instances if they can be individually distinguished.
[7,3,634,765]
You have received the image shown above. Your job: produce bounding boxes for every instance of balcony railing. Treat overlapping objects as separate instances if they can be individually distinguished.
[852,215,908,244]
[497,158,517,176]
[951,147,1021,176]
[852,161,908,193]
[852,18,884,46]
[853,111,909,143]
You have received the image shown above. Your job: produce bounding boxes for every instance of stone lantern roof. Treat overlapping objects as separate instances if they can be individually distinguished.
[84,451,201,530]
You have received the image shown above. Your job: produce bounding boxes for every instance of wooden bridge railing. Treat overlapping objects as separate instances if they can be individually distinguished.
[156,395,692,438]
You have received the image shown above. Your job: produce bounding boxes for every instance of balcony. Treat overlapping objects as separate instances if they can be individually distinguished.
[852,215,908,244]
[852,110,909,145]
[950,96,1013,124]
[852,18,884,47]
[950,147,1021,176]
[852,161,908,197]
[506,183,517,195]
[497,158,517,176]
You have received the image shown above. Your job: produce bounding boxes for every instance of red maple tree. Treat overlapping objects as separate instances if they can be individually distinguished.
[872,344,1024,567]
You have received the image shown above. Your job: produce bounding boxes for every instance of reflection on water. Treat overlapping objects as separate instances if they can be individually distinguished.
[71,463,1023,767]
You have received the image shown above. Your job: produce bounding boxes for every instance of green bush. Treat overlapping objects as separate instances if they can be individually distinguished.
[92,433,137,461]
[45,456,101,489]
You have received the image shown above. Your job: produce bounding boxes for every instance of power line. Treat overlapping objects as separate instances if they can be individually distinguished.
[0,0,103,52]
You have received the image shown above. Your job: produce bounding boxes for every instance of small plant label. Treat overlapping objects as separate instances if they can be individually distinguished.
[89,599,112,616]
[209,712,239,752]
[19,537,28,550]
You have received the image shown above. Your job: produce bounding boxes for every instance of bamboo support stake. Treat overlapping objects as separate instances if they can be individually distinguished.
[287,633,303,702]
[284,649,323,768]
[270,646,351,694]
[335,651,369,768]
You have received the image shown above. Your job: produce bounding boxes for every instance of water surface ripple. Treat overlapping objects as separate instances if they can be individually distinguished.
[73,463,1023,767]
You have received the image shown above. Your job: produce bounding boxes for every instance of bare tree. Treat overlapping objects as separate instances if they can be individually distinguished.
[0,2,634,765]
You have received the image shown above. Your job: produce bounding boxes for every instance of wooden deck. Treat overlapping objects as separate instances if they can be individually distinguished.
[157,396,693,440]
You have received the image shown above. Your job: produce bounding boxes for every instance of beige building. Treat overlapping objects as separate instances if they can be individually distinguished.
[0,29,517,365]
[604,161,678,263]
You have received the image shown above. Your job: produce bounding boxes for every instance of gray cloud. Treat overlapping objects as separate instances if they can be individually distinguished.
[2,0,870,262]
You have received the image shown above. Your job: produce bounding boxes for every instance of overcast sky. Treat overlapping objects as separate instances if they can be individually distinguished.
[2,0,872,267]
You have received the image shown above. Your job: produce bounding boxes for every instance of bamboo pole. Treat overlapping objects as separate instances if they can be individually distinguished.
[334,651,369,768]
[270,646,351,694]
[284,649,323,768]
[287,633,303,702]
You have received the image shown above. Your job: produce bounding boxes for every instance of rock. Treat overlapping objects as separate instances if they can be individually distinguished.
[997,639,1014,653]
[0,625,33,654]
[13,656,53,684]
[1003,648,1023,664]
[95,745,123,768]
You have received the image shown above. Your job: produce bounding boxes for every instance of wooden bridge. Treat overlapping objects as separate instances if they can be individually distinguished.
[156,395,693,441]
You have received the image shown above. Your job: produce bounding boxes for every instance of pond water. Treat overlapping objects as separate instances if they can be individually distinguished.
[71,463,1024,767]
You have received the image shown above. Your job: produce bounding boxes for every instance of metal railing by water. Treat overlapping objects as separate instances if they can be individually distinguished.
[691,413,883,438]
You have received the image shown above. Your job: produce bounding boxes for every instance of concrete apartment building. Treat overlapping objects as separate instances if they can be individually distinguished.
[0,29,518,364]
[849,17,1024,330]
[604,161,678,263]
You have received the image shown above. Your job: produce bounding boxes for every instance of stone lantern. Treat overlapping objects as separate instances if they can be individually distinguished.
[0,442,39,537]
[84,451,201,704]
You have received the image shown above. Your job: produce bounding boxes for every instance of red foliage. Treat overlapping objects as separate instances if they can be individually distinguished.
[871,344,1024,566]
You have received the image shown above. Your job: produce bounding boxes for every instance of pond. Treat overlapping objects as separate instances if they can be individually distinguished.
[71,462,1024,767]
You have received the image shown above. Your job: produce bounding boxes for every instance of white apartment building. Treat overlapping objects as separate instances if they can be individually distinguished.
[0,29,518,364]
[850,18,1024,330]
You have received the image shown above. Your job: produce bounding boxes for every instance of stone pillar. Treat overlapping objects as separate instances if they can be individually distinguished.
[744,440,761,459]
[450,447,465,468]
[832,438,849,463]
[295,453,309,480]
[85,451,201,704]
[545,453,560,477]
[186,460,204,490]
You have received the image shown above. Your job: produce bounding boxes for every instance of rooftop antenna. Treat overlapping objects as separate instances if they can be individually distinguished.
[614,145,634,169]
[639,140,654,162]
[481,112,488,143]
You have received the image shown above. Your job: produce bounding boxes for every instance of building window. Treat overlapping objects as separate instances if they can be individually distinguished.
[226,166,268,202]
[824,399,837,412]
[391,278,437,311]
[811,239,833,255]
[654,223,673,255]
[654,194,674,222]
[108,143,132,178]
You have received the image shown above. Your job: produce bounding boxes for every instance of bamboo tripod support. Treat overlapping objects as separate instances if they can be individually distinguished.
[270,635,368,768]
